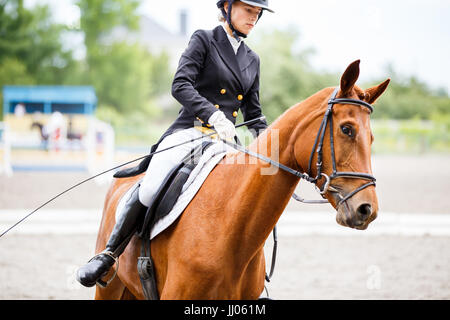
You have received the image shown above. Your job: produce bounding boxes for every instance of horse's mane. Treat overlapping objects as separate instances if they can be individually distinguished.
[263,87,334,134]
[265,84,368,133]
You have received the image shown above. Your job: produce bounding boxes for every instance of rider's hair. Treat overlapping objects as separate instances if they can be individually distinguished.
[218,12,226,22]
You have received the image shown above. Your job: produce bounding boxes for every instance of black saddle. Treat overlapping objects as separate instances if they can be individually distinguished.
[137,140,213,237]
[134,140,214,300]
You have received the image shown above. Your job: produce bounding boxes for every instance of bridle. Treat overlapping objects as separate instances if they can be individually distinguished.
[223,86,376,207]
[306,87,376,205]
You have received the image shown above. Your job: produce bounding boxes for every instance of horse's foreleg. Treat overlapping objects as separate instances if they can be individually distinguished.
[158,249,266,300]
[120,287,137,300]
[158,262,237,300]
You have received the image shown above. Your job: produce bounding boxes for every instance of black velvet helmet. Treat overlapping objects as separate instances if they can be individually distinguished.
[238,0,274,13]
[216,0,274,40]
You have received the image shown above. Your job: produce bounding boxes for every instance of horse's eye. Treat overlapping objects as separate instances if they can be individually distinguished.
[341,124,355,137]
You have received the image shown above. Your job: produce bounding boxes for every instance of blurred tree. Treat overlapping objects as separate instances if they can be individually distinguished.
[0,0,74,84]
[0,58,35,120]
[368,66,450,119]
[0,0,77,118]
[0,58,35,87]
[87,41,161,114]
[75,0,171,115]
[250,28,450,123]
[76,0,140,51]
[248,27,336,123]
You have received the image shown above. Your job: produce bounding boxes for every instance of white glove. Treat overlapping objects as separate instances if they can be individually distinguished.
[208,111,237,141]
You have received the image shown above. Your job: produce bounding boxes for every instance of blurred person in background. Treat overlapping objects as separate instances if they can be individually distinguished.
[77,0,274,287]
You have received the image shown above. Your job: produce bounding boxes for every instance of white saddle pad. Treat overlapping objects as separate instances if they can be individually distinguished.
[115,141,233,240]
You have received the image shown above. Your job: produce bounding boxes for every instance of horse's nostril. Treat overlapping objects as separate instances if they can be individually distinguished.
[357,203,372,218]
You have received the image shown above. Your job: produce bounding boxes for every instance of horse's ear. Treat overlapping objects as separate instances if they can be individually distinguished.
[340,60,360,96]
[364,79,391,104]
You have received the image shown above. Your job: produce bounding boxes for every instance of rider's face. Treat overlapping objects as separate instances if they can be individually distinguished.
[224,1,262,36]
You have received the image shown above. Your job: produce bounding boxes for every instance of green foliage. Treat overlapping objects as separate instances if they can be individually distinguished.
[248,27,337,123]
[95,103,168,146]
[247,27,449,153]
[148,51,172,97]
[76,0,140,50]
[371,119,450,154]
[75,0,171,115]
[0,0,74,84]
[248,27,450,125]
[84,42,156,113]
[368,71,450,120]
[0,0,172,119]
[0,58,35,86]
[0,57,35,120]
[0,0,80,118]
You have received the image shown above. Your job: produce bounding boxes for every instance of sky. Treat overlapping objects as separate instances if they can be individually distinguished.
[25,0,450,93]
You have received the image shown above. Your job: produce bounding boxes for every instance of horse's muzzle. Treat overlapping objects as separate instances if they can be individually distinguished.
[335,197,377,230]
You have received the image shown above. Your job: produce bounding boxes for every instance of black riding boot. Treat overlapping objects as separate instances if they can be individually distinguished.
[76,184,147,287]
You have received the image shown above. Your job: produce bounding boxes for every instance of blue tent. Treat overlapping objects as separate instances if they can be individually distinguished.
[2,86,97,116]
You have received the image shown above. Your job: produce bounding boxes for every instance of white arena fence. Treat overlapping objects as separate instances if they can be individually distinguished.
[0,122,13,177]
[4,115,115,185]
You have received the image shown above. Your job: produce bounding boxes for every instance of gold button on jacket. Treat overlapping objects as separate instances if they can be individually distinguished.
[237,94,243,101]
[232,111,238,118]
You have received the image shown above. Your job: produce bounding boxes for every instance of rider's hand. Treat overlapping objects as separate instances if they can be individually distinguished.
[208,111,237,141]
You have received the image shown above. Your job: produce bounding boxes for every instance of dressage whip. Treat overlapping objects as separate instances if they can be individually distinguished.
[0,116,266,239]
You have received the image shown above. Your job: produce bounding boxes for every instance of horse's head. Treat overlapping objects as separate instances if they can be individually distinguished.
[293,60,390,230]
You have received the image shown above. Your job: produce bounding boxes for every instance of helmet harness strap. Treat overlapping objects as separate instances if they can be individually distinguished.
[219,0,264,41]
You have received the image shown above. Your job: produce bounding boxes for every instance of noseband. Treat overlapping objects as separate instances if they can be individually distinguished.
[306,87,376,205]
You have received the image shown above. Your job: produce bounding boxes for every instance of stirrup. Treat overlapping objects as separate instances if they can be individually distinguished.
[89,251,119,288]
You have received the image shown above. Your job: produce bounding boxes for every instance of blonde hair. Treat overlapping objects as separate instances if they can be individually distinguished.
[218,11,226,22]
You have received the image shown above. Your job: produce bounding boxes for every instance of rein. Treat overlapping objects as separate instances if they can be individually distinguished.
[0,117,265,239]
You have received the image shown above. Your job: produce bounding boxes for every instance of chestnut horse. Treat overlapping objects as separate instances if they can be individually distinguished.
[92,60,390,299]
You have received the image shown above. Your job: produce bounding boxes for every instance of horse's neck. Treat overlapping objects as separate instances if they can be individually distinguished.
[224,109,305,253]
[225,91,329,257]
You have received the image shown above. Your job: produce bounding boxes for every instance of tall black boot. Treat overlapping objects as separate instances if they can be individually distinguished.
[76,184,147,287]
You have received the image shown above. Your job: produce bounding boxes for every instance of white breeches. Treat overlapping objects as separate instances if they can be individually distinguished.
[138,128,213,207]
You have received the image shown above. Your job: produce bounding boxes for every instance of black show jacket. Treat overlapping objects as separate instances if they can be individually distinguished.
[165,25,268,137]
[113,26,268,178]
